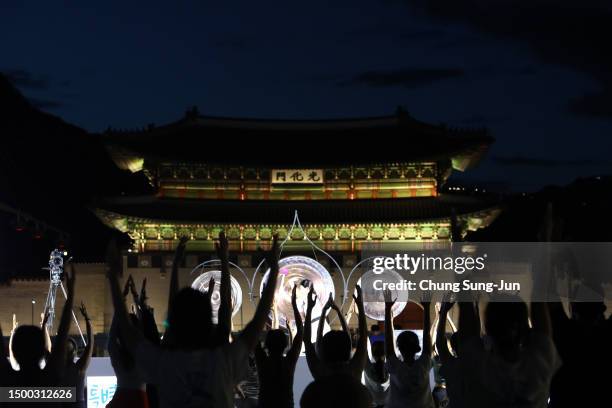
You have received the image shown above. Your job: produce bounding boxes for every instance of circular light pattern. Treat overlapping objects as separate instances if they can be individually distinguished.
[260,256,335,323]
[357,269,408,320]
[191,270,243,323]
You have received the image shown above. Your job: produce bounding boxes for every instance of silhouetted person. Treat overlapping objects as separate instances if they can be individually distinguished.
[106,235,281,408]
[2,264,75,388]
[61,302,93,406]
[300,374,372,408]
[384,289,434,408]
[304,284,367,380]
[255,284,303,408]
[549,300,611,407]
[315,293,350,357]
[106,313,149,408]
[364,340,389,407]
[458,295,560,407]
[435,297,468,408]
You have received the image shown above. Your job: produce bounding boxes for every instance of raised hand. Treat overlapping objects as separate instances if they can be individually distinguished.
[128,276,139,305]
[440,292,455,314]
[202,285,212,305]
[420,289,432,310]
[139,278,148,307]
[383,288,396,309]
[215,231,229,262]
[40,311,50,328]
[123,275,134,298]
[238,234,280,351]
[203,277,215,306]
[307,284,318,312]
[264,234,281,268]
[291,284,299,309]
[65,263,76,299]
[353,284,363,304]
[324,293,334,310]
[79,302,90,321]
[174,235,189,263]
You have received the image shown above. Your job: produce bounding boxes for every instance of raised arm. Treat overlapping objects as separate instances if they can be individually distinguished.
[303,284,323,378]
[137,280,161,345]
[436,299,454,363]
[286,284,304,366]
[384,289,399,364]
[350,284,368,373]
[316,295,332,355]
[420,300,432,358]
[235,235,280,351]
[75,302,94,373]
[106,241,144,352]
[216,232,232,344]
[0,322,10,374]
[331,300,350,337]
[531,302,552,336]
[458,300,480,343]
[40,311,52,353]
[108,313,145,391]
[168,236,188,314]
[46,263,76,375]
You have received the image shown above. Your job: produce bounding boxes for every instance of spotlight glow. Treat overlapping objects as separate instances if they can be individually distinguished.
[191,270,243,323]
[260,255,335,324]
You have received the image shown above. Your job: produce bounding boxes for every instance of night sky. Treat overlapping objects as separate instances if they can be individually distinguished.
[2,1,611,191]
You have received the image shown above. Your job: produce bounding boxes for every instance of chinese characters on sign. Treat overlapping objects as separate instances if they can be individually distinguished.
[271,169,324,184]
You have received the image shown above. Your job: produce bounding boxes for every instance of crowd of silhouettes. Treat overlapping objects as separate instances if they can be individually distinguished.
[1,209,611,408]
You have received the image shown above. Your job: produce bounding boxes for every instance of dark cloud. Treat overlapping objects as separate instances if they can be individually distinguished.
[403,0,612,118]
[28,97,64,110]
[493,155,609,167]
[3,69,50,90]
[337,67,464,88]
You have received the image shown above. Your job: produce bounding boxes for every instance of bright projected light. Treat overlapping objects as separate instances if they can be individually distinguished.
[358,269,407,320]
[191,270,243,323]
[260,255,335,324]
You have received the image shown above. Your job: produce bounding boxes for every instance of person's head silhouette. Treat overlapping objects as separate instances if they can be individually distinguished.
[265,329,288,357]
[396,331,421,362]
[321,330,352,363]
[167,287,213,349]
[11,325,46,370]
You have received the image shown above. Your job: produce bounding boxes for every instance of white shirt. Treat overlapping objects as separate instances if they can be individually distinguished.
[134,338,249,408]
[385,354,434,408]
